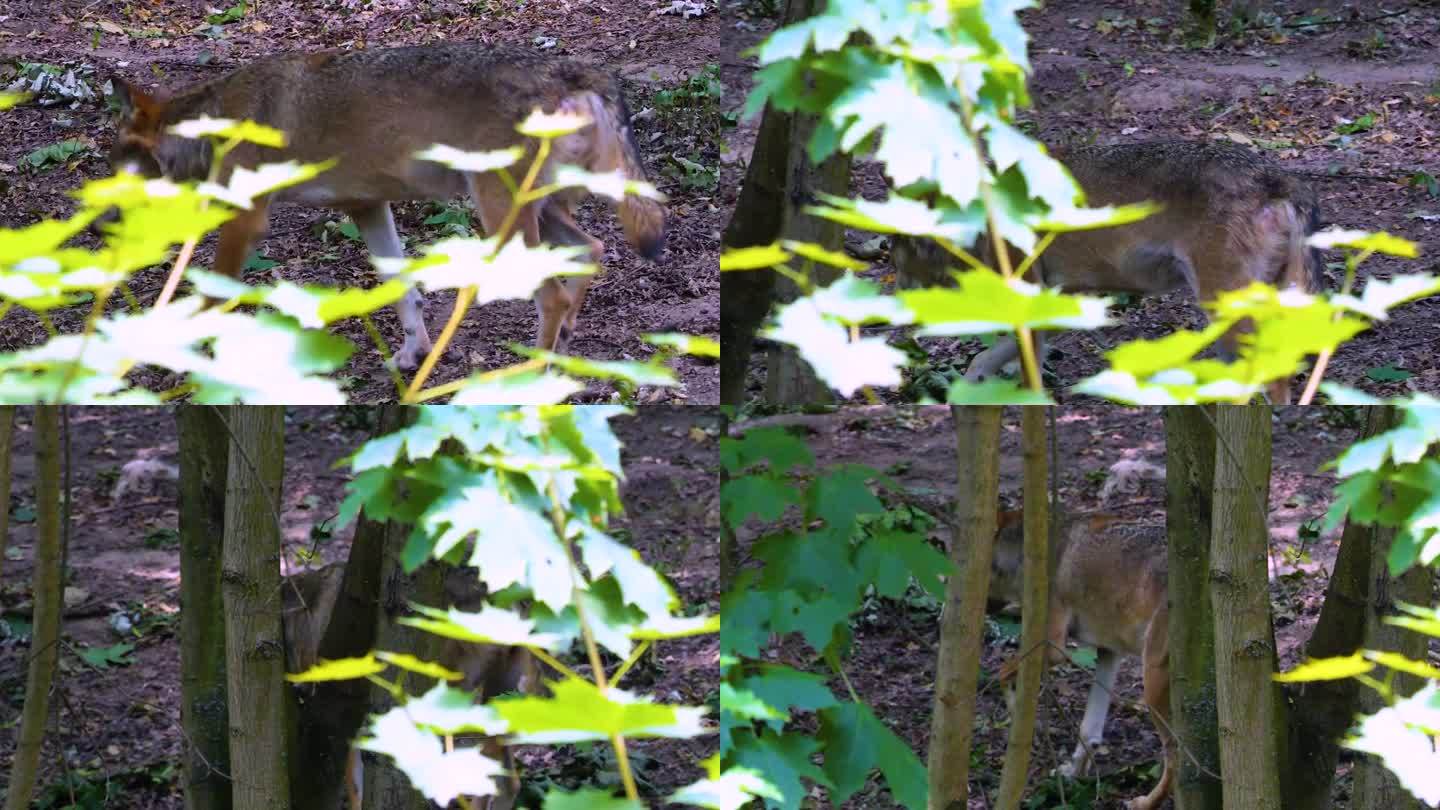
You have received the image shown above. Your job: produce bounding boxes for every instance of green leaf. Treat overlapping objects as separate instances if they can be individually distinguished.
[902,267,1113,335]
[399,603,568,650]
[721,475,796,525]
[1343,684,1440,806]
[450,371,586,405]
[1367,365,1413,383]
[763,296,907,396]
[285,654,389,682]
[1273,652,1374,683]
[1308,228,1420,258]
[946,378,1054,405]
[356,706,505,805]
[169,116,286,147]
[541,788,643,810]
[78,642,134,669]
[781,239,868,271]
[552,164,666,203]
[720,244,791,271]
[643,332,720,358]
[496,677,710,743]
[1332,274,1440,320]
[517,108,589,138]
[516,348,679,388]
[415,144,524,173]
[670,766,784,810]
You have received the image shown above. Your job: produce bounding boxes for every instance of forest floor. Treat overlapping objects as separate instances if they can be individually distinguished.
[0,405,721,808]
[0,0,721,404]
[729,404,1364,809]
[725,0,1440,404]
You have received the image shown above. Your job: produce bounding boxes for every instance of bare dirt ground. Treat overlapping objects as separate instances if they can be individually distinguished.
[725,0,1440,404]
[730,404,1363,808]
[0,406,721,807]
[0,0,721,404]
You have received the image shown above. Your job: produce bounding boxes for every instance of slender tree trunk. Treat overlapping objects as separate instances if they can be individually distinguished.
[0,406,14,582]
[927,405,1002,809]
[720,0,852,405]
[1190,0,1217,44]
[996,407,1048,809]
[1352,407,1428,809]
[1164,405,1222,810]
[718,410,736,591]
[1209,404,1280,810]
[291,405,410,810]
[719,102,785,406]
[1280,406,1396,810]
[362,496,447,810]
[222,407,289,810]
[2,407,62,810]
[178,406,235,810]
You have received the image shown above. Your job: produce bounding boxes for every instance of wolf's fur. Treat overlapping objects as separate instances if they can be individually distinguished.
[893,139,1324,403]
[282,564,539,810]
[989,509,1173,810]
[110,43,666,371]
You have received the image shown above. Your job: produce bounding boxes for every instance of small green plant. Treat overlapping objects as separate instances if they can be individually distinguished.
[78,642,135,670]
[205,1,247,25]
[22,138,93,171]
[1336,113,1377,135]
[421,200,475,237]
[664,153,717,191]
[1407,170,1439,198]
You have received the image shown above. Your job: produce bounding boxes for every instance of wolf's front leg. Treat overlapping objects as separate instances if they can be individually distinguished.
[348,204,432,372]
[1059,647,1119,778]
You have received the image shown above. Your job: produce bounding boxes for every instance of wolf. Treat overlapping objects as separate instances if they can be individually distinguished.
[108,42,666,372]
[894,139,1325,403]
[988,509,1173,810]
[283,563,539,810]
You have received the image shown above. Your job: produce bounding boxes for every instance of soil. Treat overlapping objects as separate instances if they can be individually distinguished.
[728,404,1368,808]
[0,0,722,404]
[724,0,1440,404]
[0,405,722,808]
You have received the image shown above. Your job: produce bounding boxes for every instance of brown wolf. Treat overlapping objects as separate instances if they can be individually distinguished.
[988,509,1172,810]
[109,43,667,372]
[892,139,1324,403]
[283,563,539,810]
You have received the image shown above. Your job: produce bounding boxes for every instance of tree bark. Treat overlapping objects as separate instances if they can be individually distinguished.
[0,406,14,582]
[720,0,852,405]
[996,407,1048,809]
[718,409,737,591]
[1280,406,1396,810]
[290,405,410,810]
[362,505,447,810]
[927,405,1002,809]
[719,101,785,406]
[2,407,62,810]
[1352,406,1428,809]
[222,407,290,810]
[1209,403,1281,810]
[178,406,234,810]
[1164,405,1222,810]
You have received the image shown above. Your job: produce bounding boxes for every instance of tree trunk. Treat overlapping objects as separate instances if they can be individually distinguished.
[1209,403,1281,810]
[2,406,62,810]
[996,407,1048,809]
[719,101,785,406]
[222,407,290,810]
[291,405,411,810]
[0,406,14,582]
[720,0,852,406]
[1164,405,1222,810]
[927,405,1003,809]
[1352,407,1428,809]
[1280,406,1397,810]
[718,410,736,591]
[178,406,234,810]
[1190,0,1217,44]
[362,512,447,810]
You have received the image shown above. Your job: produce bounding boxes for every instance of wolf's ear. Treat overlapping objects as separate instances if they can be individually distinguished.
[110,77,154,124]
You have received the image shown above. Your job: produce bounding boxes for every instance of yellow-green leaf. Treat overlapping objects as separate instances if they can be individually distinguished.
[1273,652,1373,683]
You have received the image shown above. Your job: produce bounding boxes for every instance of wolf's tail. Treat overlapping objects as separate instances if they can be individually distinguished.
[562,82,667,261]
[1259,175,1325,294]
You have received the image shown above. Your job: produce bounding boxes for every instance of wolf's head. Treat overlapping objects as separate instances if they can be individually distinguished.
[108,78,212,181]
